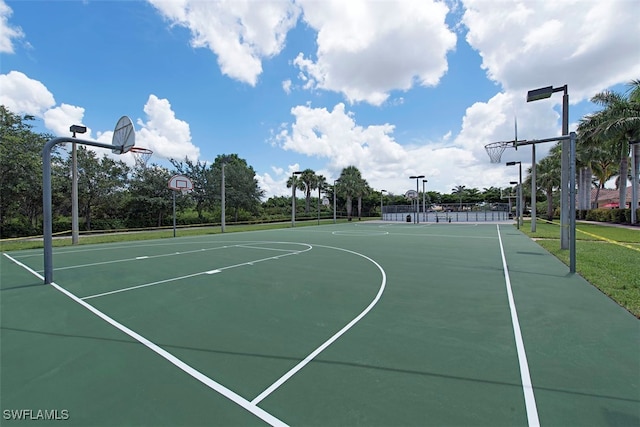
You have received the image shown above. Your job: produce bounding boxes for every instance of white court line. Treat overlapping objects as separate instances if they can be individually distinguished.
[49,245,234,272]
[381,232,495,240]
[235,245,299,252]
[496,225,540,427]
[80,244,312,300]
[81,271,209,300]
[2,253,287,427]
[9,234,279,260]
[251,244,386,405]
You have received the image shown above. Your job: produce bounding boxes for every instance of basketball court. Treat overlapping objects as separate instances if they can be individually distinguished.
[1,222,638,426]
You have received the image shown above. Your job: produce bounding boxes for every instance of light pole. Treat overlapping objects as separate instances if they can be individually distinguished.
[531,143,537,232]
[506,161,523,227]
[422,179,428,222]
[510,180,520,230]
[631,140,640,224]
[291,171,302,227]
[527,84,568,246]
[317,182,324,225]
[380,189,387,220]
[69,125,86,245]
[333,178,340,224]
[409,175,425,223]
[221,162,226,233]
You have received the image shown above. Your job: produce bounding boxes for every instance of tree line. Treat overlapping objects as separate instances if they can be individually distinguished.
[518,79,640,221]
[1,106,266,237]
[2,79,638,237]
[0,105,511,238]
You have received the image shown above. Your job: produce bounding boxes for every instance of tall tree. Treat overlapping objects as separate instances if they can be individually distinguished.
[580,81,640,208]
[536,144,562,220]
[337,166,366,220]
[59,146,130,230]
[170,157,211,220]
[451,185,467,210]
[127,165,173,227]
[0,106,55,235]
[482,187,503,203]
[298,168,318,213]
[210,154,264,222]
[315,174,327,217]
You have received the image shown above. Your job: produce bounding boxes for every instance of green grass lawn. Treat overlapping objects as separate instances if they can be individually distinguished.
[0,218,360,252]
[521,220,640,318]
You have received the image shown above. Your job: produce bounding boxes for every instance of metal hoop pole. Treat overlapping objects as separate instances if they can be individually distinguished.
[43,137,124,284]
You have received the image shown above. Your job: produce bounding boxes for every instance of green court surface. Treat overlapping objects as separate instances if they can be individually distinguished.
[1,222,638,426]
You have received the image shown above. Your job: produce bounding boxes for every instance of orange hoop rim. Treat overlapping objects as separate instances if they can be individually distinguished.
[128,147,153,155]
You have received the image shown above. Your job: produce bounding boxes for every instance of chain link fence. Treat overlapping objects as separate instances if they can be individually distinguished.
[382,203,511,222]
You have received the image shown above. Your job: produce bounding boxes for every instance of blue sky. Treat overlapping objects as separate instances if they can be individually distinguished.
[1,0,638,198]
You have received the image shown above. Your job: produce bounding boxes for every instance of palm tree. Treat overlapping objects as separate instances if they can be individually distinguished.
[338,166,366,220]
[316,174,327,214]
[298,168,318,213]
[451,185,467,210]
[590,156,619,208]
[286,174,301,210]
[317,175,327,197]
[356,178,371,219]
[536,144,562,220]
[579,81,640,208]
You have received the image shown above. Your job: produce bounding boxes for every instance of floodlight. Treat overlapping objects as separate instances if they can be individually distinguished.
[526,86,554,102]
[69,125,87,134]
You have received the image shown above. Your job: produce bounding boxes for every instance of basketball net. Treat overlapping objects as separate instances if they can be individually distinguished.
[129,147,153,168]
[484,141,510,163]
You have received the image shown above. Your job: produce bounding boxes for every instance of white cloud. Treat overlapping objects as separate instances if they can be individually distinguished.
[43,104,89,138]
[0,0,24,53]
[0,71,200,166]
[135,94,200,162]
[282,79,292,94]
[462,0,640,101]
[148,0,300,86]
[269,102,506,196]
[257,163,301,197]
[294,0,456,105]
[0,71,55,116]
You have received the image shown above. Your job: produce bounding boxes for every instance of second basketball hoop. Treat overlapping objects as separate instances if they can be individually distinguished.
[168,175,193,194]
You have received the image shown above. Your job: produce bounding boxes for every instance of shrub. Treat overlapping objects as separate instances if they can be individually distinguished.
[609,209,626,223]
[1,217,40,238]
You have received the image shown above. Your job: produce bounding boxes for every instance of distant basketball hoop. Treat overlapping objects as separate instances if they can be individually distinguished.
[129,147,153,168]
[405,189,418,199]
[168,175,194,237]
[168,175,194,195]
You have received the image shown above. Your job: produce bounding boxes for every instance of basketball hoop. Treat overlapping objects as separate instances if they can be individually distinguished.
[111,116,135,154]
[129,147,153,168]
[168,175,194,193]
[484,141,511,163]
